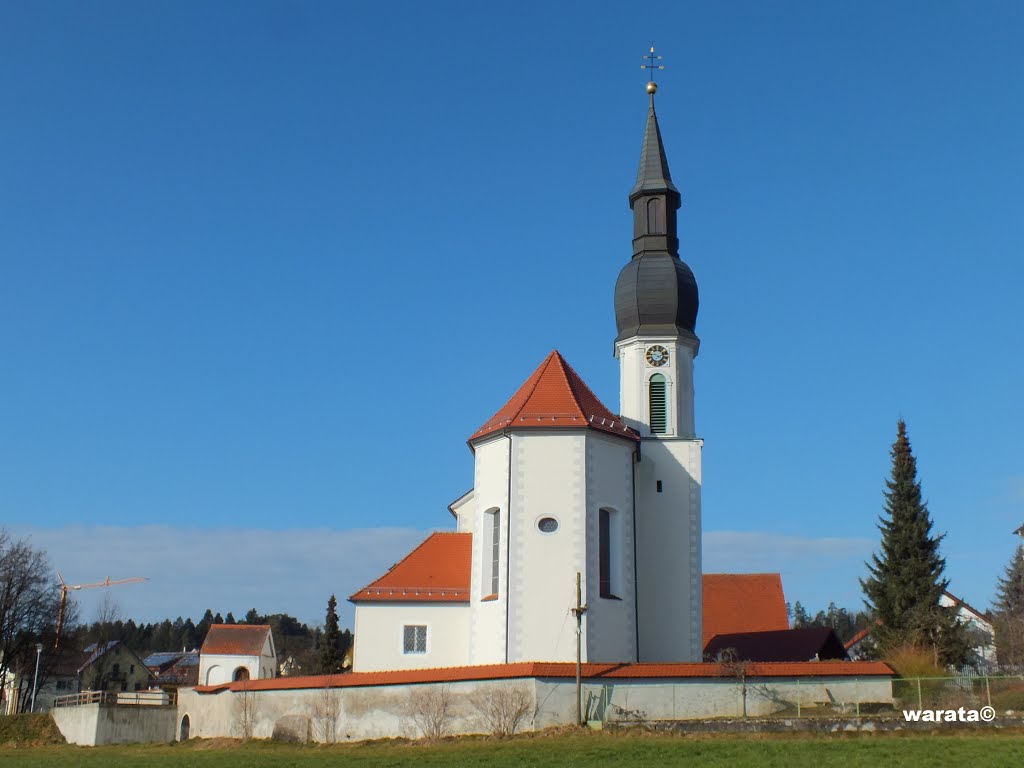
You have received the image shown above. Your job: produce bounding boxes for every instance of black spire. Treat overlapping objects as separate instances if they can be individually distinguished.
[614,77,699,346]
[630,92,679,203]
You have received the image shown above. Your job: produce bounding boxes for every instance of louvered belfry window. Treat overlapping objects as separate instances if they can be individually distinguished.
[649,374,667,434]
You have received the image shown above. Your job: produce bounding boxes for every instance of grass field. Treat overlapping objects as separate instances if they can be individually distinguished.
[1,729,1023,767]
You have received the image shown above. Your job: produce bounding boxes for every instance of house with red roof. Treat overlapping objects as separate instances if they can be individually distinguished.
[198,625,276,686]
[349,88,706,673]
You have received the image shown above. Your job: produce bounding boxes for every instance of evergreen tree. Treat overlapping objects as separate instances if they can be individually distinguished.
[994,544,1024,665]
[213,612,224,624]
[320,595,343,673]
[225,612,237,625]
[861,420,967,666]
[244,608,261,624]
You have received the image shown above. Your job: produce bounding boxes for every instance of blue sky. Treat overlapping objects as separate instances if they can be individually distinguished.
[2,1,1022,630]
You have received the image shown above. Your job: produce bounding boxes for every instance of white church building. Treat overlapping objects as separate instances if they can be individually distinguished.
[350,81,704,673]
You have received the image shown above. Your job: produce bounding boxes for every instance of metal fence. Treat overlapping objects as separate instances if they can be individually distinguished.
[53,689,176,708]
[582,674,1024,723]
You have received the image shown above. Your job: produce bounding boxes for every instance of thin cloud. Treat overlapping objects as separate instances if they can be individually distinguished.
[9,525,431,631]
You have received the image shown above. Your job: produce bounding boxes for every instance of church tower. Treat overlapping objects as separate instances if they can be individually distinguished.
[615,79,703,661]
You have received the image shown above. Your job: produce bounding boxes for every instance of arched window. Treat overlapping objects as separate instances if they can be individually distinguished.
[483,508,500,598]
[179,714,190,741]
[599,508,620,599]
[647,198,664,234]
[233,666,250,682]
[649,374,667,434]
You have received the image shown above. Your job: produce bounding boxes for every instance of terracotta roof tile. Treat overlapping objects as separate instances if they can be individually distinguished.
[469,350,638,444]
[703,574,789,648]
[349,532,472,603]
[195,660,894,694]
[201,625,271,656]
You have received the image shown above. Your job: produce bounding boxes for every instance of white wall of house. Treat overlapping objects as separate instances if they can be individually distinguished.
[352,602,470,673]
[939,594,997,665]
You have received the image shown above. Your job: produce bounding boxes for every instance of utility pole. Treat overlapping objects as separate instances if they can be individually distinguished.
[571,572,587,726]
[30,643,42,713]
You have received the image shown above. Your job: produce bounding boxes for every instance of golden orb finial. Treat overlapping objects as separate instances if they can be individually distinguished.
[646,81,658,95]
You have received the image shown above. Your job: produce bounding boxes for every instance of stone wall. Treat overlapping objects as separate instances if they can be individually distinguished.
[177,674,893,742]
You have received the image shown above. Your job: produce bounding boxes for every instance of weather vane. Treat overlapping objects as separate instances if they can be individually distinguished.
[641,45,665,95]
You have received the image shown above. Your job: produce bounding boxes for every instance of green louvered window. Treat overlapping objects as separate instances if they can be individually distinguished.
[649,374,667,434]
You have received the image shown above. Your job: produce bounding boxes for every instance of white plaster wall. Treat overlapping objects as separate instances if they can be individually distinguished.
[175,675,893,742]
[616,337,697,439]
[507,432,587,663]
[468,435,511,665]
[178,678,536,742]
[584,433,638,663]
[533,676,893,726]
[351,603,470,673]
[199,651,275,686]
[634,437,703,662]
[451,490,476,533]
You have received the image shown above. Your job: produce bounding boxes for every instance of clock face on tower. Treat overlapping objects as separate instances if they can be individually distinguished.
[645,345,669,367]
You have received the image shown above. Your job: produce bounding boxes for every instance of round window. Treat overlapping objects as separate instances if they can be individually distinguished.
[537,517,559,533]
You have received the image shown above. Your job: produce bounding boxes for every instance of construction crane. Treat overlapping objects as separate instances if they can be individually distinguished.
[54,572,148,648]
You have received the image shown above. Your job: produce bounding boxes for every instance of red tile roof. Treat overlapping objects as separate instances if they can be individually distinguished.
[703,574,789,649]
[200,625,272,656]
[195,660,894,694]
[844,626,873,650]
[469,350,638,444]
[349,532,472,603]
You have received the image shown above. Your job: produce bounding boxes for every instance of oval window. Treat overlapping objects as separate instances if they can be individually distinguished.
[537,517,559,533]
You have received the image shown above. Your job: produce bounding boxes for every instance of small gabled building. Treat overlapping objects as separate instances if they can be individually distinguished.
[702,573,789,651]
[198,625,276,686]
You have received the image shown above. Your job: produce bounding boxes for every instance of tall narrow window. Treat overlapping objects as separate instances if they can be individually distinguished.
[649,374,667,434]
[647,198,664,234]
[599,508,619,599]
[490,509,500,596]
[483,508,500,598]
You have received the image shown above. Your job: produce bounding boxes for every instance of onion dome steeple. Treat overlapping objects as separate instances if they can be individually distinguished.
[614,74,700,348]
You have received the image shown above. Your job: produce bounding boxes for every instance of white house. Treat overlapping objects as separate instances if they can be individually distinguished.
[350,81,704,672]
[940,591,997,667]
[198,625,276,686]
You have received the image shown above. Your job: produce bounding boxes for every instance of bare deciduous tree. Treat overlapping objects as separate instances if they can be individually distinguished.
[0,529,64,712]
[307,684,341,743]
[404,685,455,741]
[716,648,752,719]
[233,681,260,739]
[468,684,532,737]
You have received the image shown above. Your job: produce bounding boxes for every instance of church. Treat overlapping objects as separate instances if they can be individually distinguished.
[349,80,703,673]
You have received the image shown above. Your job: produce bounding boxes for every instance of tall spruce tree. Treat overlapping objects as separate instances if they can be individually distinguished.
[861,419,967,666]
[320,594,343,674]
[994,544,1024,665]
